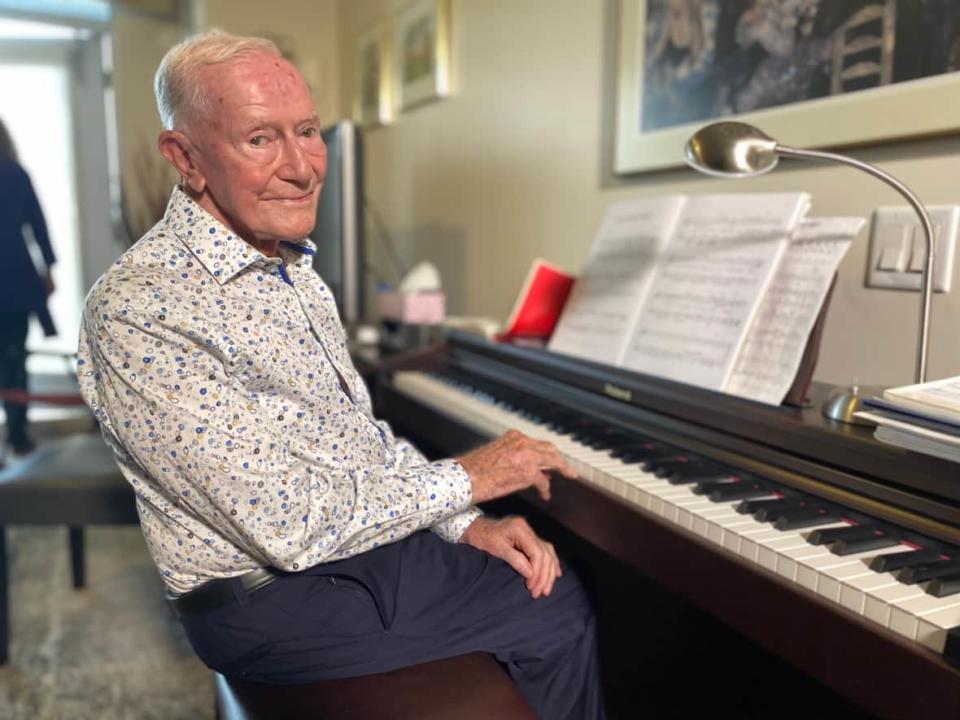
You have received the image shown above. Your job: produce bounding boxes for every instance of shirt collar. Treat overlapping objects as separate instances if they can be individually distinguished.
[162,186,318,285]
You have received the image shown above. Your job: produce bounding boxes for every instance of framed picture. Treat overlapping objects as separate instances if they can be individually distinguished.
[616,0,960,174]
[355,23,392,127]
[394,0,451,110]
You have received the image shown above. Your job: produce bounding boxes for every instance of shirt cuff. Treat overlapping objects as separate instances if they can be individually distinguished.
[431,506,483,543]
[428,457,473,511]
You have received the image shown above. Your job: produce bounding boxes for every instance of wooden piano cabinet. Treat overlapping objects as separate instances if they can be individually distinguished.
[377,382,960,720]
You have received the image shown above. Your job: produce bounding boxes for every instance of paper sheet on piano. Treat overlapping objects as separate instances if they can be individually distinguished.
[724,217,865,404]
[548,196,685,365]
[619,193,810,390]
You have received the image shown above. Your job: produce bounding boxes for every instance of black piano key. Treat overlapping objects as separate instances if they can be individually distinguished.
[663,460,724,478]
[620,445,676,465]
[654,460,712,479]
[668,473,721,486]
[752,499,808,522]
[898,561,960,585]
[926,573,960,598]
[774,507,839,531]
[690,477,743,495]
[945,626,960,668]
[589,432,634,450]
[869,548,943,573]
[708,482,771,503]
[642,454,698,473]
[615,444,668,462]
[831,535,900,556]
[807,524,877,546]
[736,496,790,515]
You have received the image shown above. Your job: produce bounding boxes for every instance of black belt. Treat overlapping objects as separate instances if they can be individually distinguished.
[167,567,281,618]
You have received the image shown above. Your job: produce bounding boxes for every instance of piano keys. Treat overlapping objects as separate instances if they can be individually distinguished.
[373,331,960,720]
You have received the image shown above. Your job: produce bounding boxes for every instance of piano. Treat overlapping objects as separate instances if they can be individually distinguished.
[373,331,960,720]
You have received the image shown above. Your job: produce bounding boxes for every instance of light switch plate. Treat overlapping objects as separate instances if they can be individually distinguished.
[866,205,959,292]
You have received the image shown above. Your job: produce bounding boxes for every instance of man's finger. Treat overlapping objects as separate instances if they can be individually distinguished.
[502,547,534,580]
[534,472,551,501]
[528,541,547,598]
[532,441,574,477]
[543,544,561,596]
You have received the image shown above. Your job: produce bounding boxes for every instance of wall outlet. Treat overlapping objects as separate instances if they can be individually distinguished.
[865,205,959,292]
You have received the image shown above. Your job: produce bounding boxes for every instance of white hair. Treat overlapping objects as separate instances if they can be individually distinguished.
[154,30,281,131]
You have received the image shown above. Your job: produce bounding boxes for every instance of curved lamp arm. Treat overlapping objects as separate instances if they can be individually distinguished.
[776,145,934,383]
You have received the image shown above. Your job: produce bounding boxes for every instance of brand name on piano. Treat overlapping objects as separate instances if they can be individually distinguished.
[603,383,633,402]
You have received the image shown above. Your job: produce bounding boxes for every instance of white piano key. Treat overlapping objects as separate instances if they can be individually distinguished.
[796,547,897,593]
[864,583,927,627]
[776,543,834,582]
[888,593,960,641]
[917,606,960,653]
[691,506,741,539]
[816,546,907,602]
[838,569,901,613]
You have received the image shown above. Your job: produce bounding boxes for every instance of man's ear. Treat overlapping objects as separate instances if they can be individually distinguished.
[158,130,206,194]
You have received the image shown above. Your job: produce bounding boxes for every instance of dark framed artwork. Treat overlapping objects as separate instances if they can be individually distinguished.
[616,0,960,173]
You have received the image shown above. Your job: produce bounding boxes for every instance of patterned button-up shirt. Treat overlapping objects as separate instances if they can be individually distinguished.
[78,188,480,593]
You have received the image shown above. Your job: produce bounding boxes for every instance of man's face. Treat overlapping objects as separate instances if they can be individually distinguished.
[185,53,327,248]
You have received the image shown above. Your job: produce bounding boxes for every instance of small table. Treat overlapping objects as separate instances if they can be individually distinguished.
[0,432,136,664]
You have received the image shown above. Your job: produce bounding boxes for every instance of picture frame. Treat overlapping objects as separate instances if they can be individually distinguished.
[615,0,960,175]
[393,0,451,111]
[355,22,393,127]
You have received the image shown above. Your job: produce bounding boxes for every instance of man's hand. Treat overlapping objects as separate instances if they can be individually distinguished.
[456,430,576,504]
[461,516,562,599]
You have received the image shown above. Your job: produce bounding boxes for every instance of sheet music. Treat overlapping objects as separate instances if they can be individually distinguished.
[620,193,810,390]
[548,196,685,364]
[885,376,960,418]
[724,217,865,404]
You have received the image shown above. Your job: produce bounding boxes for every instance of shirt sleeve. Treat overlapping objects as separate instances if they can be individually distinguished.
[363,396,482,544]
[78,306,474,572]
[393,436,482,543]
[347,360,483,544]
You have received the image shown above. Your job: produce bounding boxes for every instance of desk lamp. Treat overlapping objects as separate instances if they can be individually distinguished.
[683,121,934,422]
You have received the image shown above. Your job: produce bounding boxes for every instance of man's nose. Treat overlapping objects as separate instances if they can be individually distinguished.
[278,137,313,184]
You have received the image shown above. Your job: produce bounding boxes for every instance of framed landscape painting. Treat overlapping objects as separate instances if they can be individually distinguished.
[616,0,960,174]
[394,0,451,110]
[356,23,392,127]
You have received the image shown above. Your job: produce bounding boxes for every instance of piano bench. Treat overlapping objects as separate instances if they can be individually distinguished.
[214,652,537,720]
[0,433,136,665]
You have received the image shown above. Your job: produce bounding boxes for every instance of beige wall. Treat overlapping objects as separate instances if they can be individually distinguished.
[337,0,960,388]
[204,0,342,125]
[111,5,181,239]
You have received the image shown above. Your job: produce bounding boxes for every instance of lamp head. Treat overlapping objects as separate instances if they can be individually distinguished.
[684,121,780,178]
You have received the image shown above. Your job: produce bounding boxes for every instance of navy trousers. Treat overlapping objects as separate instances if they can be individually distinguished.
[0,311,29,446]
[179,530,606,719]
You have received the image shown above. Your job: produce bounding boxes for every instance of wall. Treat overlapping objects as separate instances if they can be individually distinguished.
[110,4,181,239]
[203,0,342,125]
[337,0,960,387]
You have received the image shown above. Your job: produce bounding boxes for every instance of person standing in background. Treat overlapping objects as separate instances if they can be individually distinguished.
[0,118,57,458]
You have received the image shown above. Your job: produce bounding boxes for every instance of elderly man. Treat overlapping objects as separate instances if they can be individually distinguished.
[78,31,605,718]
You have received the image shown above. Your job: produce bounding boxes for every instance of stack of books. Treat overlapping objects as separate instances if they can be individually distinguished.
[856,377,960,463]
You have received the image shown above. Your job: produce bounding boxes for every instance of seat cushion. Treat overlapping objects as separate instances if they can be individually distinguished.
[215,652,537,720]
[0,434,136,524]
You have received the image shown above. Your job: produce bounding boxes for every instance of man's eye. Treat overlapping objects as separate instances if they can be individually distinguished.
[249,135,269,147]
[301,126,318,138]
